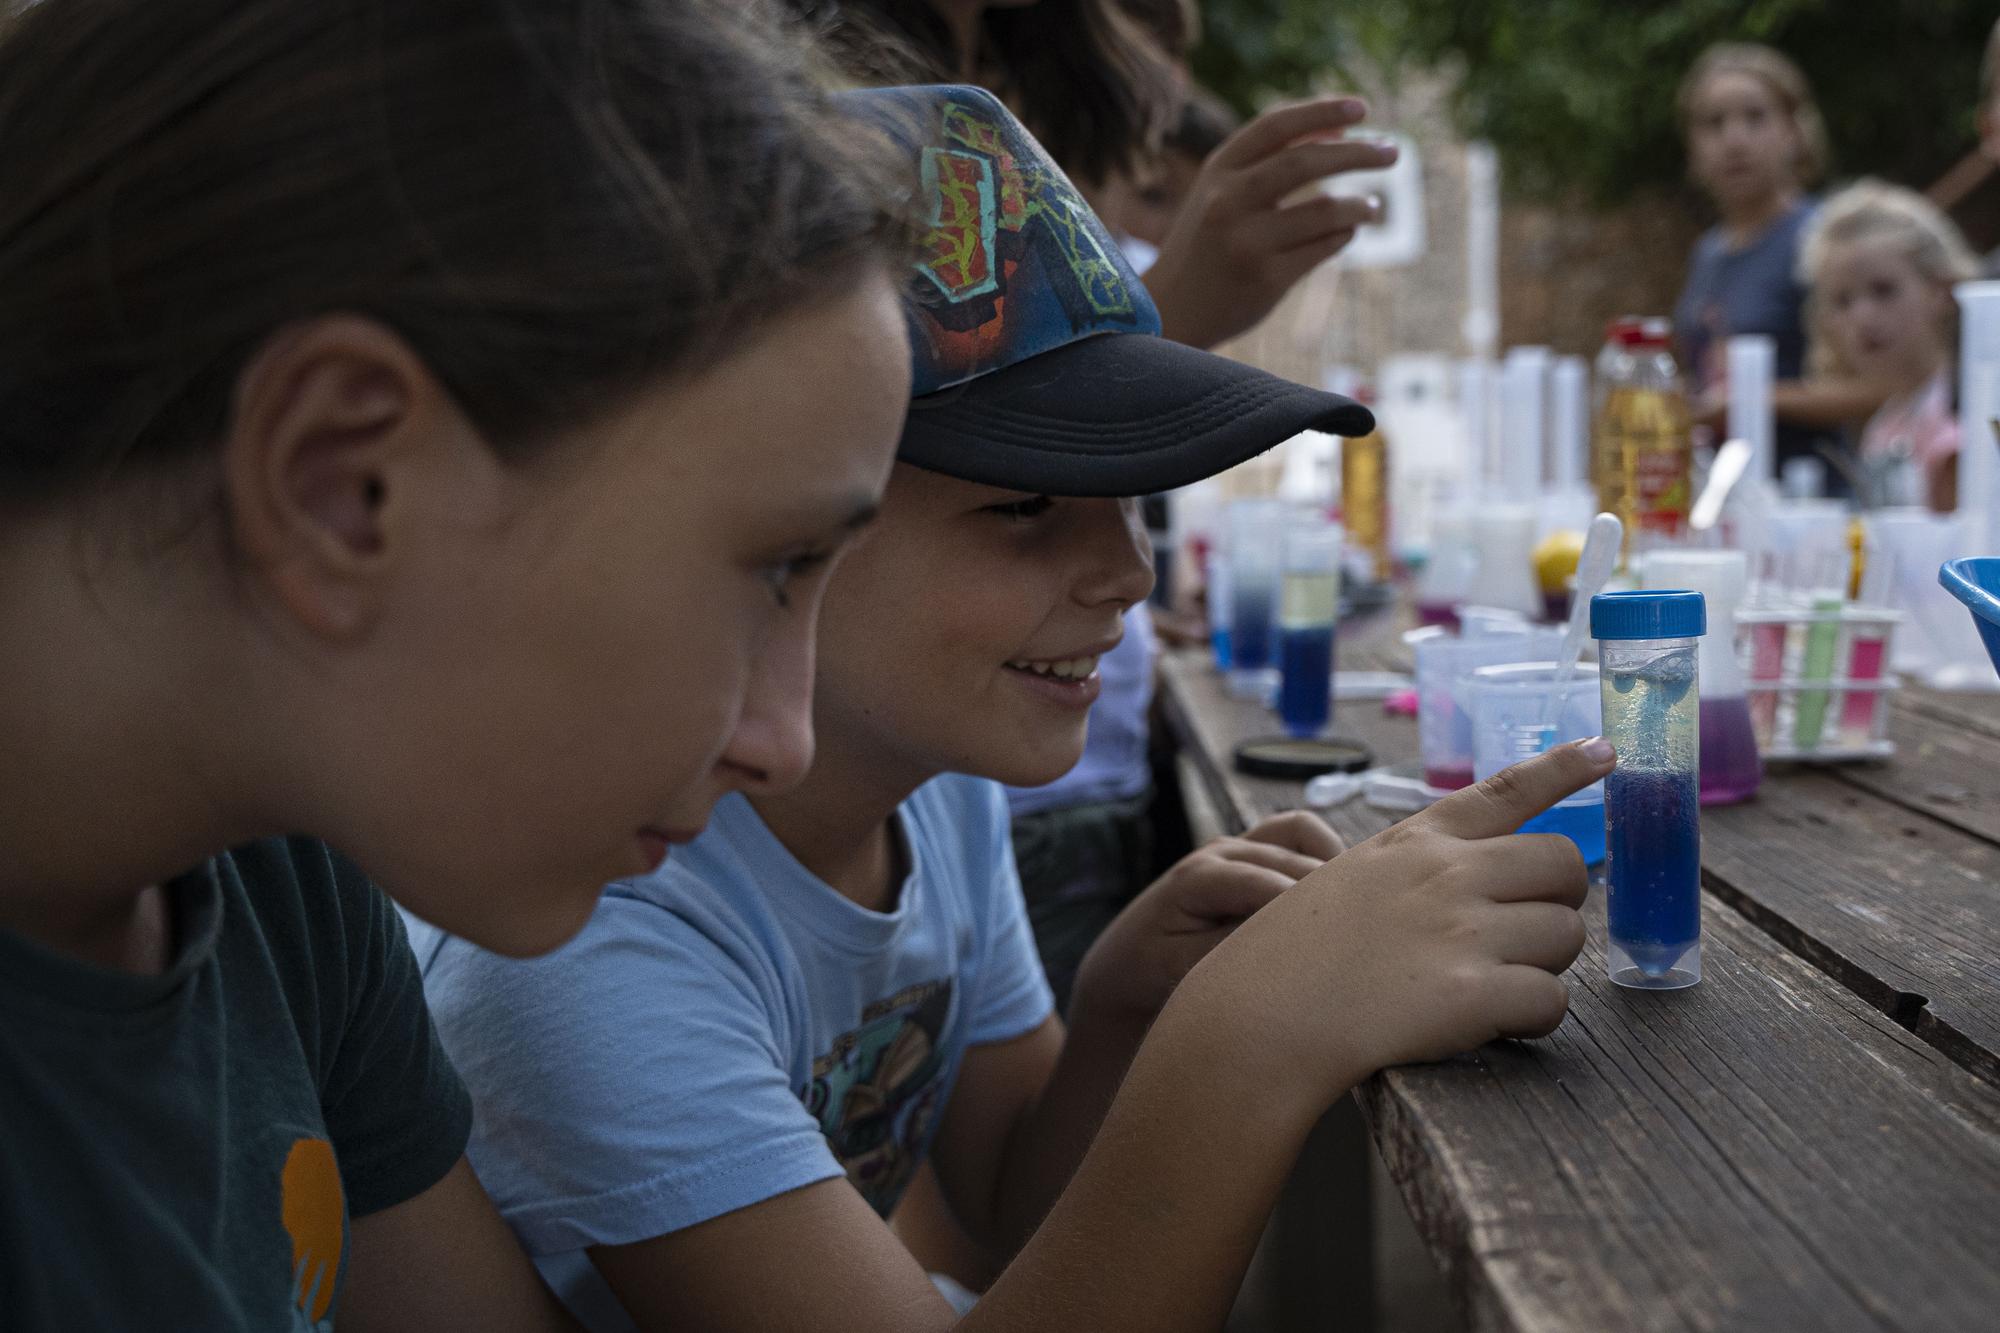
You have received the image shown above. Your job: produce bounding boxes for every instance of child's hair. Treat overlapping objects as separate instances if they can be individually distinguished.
[1675,42,1830,189]
[1798,178,1978,376]
[0,0,905,506]
[1164,86,1240,163]
[1116,0,1200,58]
[791,0,1181,185]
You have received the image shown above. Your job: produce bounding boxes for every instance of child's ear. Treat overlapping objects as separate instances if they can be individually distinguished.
[220,315,463,641]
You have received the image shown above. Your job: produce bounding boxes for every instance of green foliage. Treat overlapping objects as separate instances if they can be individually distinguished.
[1190,0,1996,204]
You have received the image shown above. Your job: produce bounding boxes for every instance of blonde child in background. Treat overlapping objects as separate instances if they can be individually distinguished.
[1799,180,1980,512]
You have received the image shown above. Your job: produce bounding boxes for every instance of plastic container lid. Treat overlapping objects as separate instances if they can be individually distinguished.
[1590,589,1706,640]
[1641,550,1748,607]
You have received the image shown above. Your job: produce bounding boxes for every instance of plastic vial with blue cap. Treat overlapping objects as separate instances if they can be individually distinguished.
[1591,589,1706,989]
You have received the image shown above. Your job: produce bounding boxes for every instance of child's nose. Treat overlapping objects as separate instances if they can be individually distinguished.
[716,628,817,796]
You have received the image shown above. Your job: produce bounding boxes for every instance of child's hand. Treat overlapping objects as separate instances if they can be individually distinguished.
[1070,811,1346,1030]
[1141,96,1394,351]
[1178,738,1614,1106]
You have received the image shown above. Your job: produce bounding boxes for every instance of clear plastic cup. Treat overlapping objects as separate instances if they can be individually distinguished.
[1410,625,1564,792]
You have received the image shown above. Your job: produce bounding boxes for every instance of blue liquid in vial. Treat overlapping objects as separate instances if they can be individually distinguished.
[1211,626,1233,672]
[1278,625,1335,737]
[1605,766,1701,977]
[1230,584,1275,672]
[1522,797,1606,868]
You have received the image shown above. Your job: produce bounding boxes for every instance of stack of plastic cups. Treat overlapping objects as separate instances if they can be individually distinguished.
[1543,356,1596,536]
[1469,661,1606,866]
[1593,590,1706,990]
[1464,503,1543,619]
[1277,520,1342,737]
[1643,550,1760,804]
[1225,497,1286,700]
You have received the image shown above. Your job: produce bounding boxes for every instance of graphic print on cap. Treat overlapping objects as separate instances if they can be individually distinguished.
[877,86,1162,396]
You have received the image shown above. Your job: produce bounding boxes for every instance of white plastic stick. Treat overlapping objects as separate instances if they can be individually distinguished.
[1726,336,1776,485]
[1551,356,1588,490]
[1457,357,1495,490]
[1540,511,1624,731]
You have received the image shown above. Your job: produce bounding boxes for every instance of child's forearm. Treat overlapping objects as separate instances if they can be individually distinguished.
[982,1000,1152,1253]
[961,974,1348,1333]
[1772,377,1891,429]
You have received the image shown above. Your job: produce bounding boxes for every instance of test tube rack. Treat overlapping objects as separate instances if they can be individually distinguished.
[1734,606,1901,762]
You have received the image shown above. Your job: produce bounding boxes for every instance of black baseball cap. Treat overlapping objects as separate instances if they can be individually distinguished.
[857,85,1374,498]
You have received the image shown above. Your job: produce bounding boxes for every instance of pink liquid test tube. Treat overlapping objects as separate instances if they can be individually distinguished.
[1747,620,1785,742]
[1840,627,1888,740]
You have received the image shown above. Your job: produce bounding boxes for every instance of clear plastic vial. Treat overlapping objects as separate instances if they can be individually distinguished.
[1591,589,1707,989]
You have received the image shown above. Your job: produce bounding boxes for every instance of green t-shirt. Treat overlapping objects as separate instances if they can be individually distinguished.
[0,837,472,1330]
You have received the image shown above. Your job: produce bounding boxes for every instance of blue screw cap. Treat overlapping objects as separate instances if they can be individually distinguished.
[1590,589,1706,641]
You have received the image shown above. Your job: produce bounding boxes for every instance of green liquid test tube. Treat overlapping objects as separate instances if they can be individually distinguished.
[1791,594,1843,750]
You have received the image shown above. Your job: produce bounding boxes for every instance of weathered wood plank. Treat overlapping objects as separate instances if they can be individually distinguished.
[1821,704,2000,847]
[1699,774,2000,1085]
[1360,890,2000,1333]
[1896,683,2000,742]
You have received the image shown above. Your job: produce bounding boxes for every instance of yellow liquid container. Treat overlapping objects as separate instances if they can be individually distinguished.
[1593,321,1690,551]
[1341,425,1390,582]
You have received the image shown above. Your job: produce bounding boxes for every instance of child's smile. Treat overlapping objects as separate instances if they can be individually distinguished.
[1002,643,1117,711]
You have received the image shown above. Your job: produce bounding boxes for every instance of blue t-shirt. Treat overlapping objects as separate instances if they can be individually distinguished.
[1674,197,1835,472]
[410,774,1053,1331]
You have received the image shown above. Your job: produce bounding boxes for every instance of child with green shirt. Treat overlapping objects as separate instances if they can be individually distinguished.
[0,0,914,1326]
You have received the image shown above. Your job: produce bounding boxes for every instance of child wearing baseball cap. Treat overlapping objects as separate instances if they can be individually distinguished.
[416,87,1607,1333]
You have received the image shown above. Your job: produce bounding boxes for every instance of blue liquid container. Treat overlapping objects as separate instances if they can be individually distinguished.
[1592,590,1707,989]
[1225,498,1285,699]
[1523,797,1607,867]
[1278,624,1335,736]
[1207,554,1234,671]
[1231,582,1275,673]
[1275,523,1342,736]
[1468,660,1606,867]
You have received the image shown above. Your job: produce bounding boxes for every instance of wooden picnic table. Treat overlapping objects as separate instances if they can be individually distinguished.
[1160,604,2000,1333]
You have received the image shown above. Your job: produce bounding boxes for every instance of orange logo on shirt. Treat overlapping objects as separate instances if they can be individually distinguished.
[281,1138,344,1326]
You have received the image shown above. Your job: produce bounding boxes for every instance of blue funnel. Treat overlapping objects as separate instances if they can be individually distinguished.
[1940,558,2000,679]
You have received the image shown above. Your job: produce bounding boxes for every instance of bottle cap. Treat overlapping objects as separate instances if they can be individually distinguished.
[1590,589,1706,640]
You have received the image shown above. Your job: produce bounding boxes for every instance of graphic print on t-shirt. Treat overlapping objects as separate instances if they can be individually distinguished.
[803,980,953,1214]
[282,1137,345,1330]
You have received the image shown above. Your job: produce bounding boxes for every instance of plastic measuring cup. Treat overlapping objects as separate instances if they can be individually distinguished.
[1470,661,1606,866]
[1410,624,1563,792]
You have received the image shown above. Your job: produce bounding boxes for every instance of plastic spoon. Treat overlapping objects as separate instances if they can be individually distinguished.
[1539,511,1624,734]
[1690,437,1752,533]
